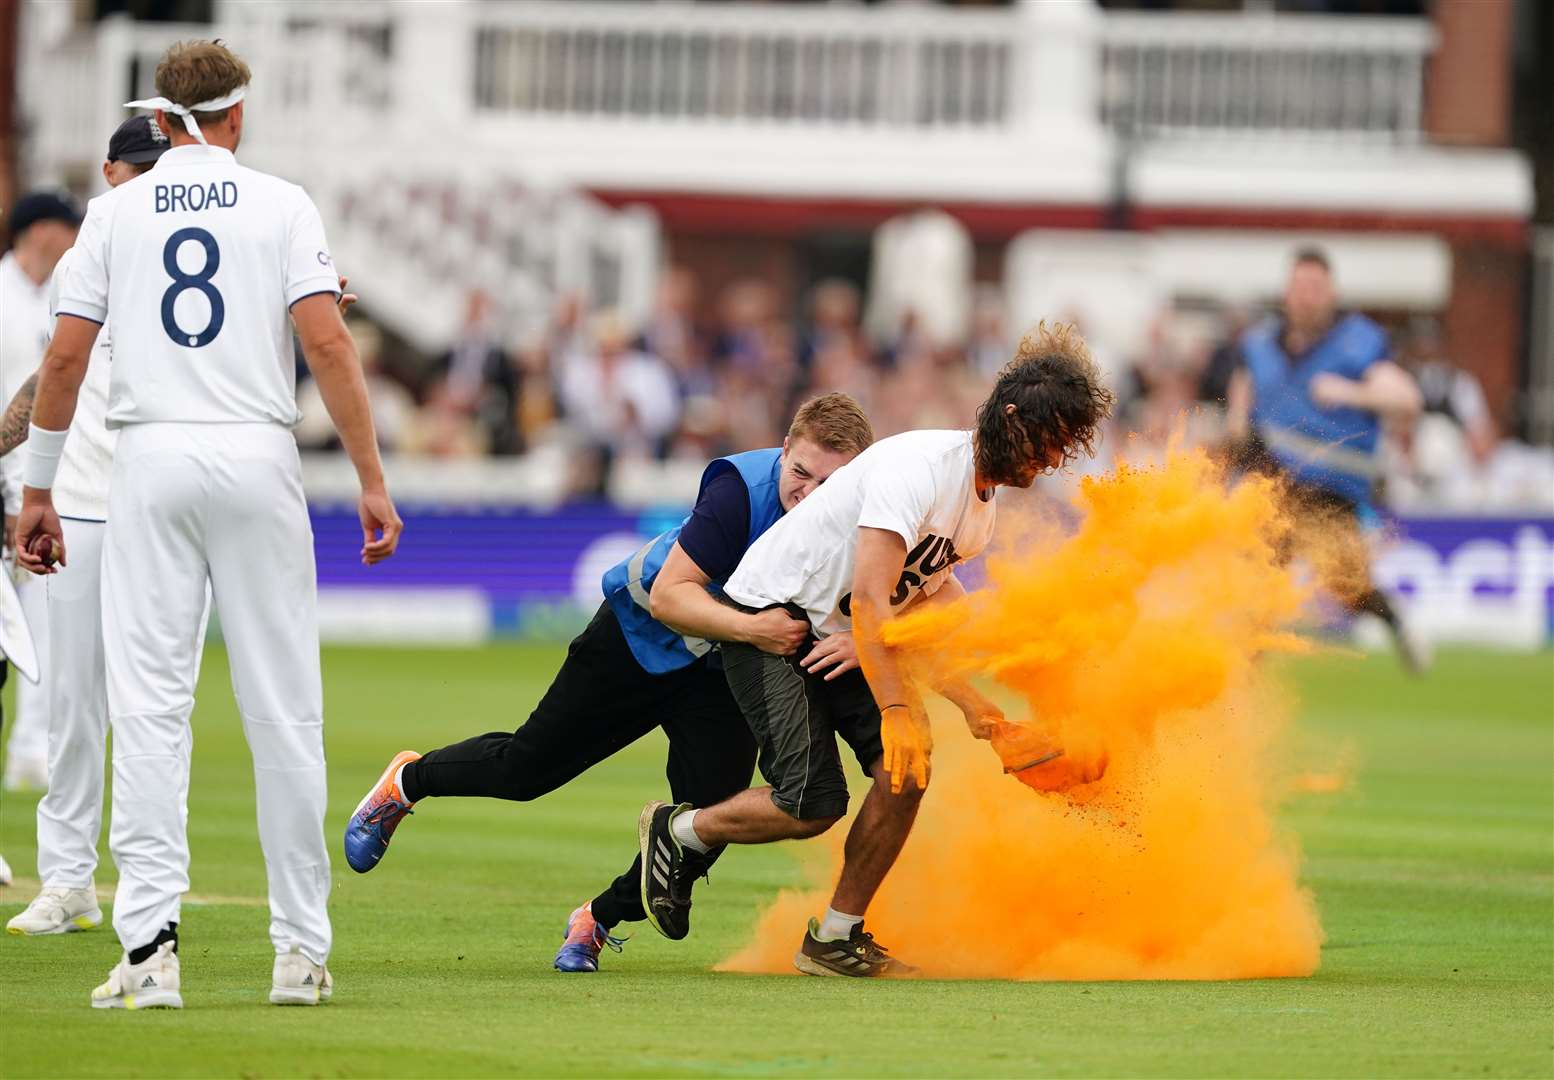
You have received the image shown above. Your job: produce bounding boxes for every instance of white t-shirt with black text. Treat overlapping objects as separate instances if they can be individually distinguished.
[55,143,340,428]
[724,429,996,637]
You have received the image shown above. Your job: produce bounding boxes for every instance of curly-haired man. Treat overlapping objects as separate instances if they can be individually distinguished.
[636,322,1115,977]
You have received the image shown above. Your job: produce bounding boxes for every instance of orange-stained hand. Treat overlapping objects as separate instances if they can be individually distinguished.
[359,488,403,566]
[881,704,932,794]
[990,720,1106,792]
[987,719,1060,769]
[12,495,64,575]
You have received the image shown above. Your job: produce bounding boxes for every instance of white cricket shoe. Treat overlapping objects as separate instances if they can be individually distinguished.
[0,853,11,886]
[91,942,182,1010]
[270,947,333,1005]
[7,885,103,935]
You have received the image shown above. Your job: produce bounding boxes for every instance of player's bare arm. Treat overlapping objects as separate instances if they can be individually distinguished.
[0,374,38,456]
[13,314,100,573]
[649,540,807,655]
[1308,360,1424,421]
[902,572,1008,738]
[852,525,931,795]
[20,315,94,430]
[900,579,1069,781]
[291,292,402,565]
[878,571,1006,736]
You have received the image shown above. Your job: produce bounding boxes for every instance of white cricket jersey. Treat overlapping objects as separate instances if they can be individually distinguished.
[0,251,54,510]
[55,144,339,428]
[724,429,997,638]
[45,249,115,520]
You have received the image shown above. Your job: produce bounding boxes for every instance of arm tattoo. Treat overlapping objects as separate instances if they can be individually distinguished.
[0,375,39,456]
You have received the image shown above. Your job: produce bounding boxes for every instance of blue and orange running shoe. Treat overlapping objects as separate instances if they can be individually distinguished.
[553,902,626,973]
[344,750,420,874]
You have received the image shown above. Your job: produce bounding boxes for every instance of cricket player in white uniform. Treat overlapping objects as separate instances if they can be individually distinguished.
[15,40,403,1010]
[3,117,357,939]
[635,323,1114,977]
[1,190,80,792]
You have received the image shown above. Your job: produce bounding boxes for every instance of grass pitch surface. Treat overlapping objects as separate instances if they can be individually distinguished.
[1,645,1549,1078]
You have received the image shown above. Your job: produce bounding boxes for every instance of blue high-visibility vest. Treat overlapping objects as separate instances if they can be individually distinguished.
[602,447,785,674]
[1242,312,1389,507]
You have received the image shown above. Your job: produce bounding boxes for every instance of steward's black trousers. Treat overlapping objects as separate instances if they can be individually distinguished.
[402,602,757,927]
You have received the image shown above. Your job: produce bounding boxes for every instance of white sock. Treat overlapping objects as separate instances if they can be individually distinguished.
[817,907,864,942]
[670,809,712,855]
[393,762,412,802]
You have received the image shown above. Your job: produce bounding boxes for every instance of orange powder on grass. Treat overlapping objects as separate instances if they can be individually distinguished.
[720,448,1326,980]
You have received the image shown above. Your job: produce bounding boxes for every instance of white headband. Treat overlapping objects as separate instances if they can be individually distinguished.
[124,86,246,145]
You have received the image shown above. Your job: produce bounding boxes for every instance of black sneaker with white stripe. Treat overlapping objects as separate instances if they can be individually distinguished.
[794,917,918,978]
[638,800,697,940]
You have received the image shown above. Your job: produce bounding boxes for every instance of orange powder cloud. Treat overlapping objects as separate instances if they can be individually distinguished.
[720,448,1326,980]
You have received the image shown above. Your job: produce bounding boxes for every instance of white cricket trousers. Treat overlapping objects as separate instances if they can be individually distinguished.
[37,517,197,891]
[4,568,51,776]
[102,422,330,964]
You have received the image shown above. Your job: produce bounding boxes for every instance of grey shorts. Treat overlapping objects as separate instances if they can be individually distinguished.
[721,638,884,821]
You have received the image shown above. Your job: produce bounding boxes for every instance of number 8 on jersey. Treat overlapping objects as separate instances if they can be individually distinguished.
[162,227,224,348]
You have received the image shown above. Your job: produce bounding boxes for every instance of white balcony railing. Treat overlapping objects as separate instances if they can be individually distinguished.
[456,2,1434,143]
[471,2,1015,130]
[1101,13,1435,143]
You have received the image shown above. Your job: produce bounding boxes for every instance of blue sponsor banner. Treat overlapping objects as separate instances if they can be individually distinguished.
[311,502,687,640]
[1371,517,1554,648]
[310,504,1554,647]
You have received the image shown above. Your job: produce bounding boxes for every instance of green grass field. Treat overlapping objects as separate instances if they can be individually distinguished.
[1,645,1550,1078]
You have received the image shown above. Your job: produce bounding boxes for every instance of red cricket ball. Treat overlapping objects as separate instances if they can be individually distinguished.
[29,534,56,568]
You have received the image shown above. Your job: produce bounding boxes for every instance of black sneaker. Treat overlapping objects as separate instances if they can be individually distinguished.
[793,917,918,978]
[638,800,695,940]
[671,847,716,934]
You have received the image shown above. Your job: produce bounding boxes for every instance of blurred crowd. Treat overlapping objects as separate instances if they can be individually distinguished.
[296,266,1554,511]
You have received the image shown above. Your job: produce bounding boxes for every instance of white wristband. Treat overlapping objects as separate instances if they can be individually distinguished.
[21,424,69,491]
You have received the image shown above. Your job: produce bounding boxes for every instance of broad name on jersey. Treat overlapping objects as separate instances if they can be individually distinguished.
[155,181,239,214]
